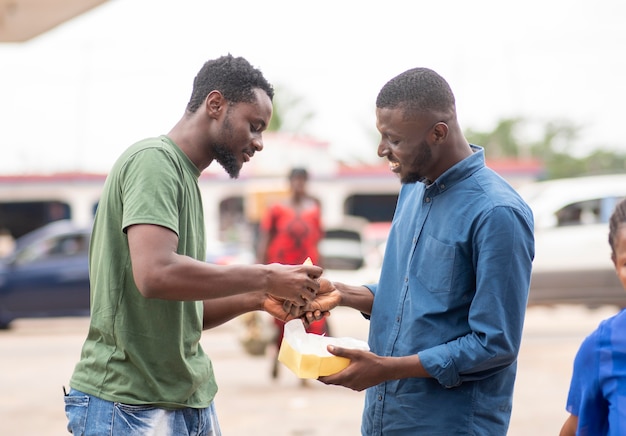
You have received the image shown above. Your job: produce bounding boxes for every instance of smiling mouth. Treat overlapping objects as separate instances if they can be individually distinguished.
[388,160,400,172]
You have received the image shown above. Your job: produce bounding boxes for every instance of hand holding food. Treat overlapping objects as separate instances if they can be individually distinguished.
[265,258,322,306]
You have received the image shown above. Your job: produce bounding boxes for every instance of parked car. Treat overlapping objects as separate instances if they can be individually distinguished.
[517,174,626,308]
[319,216,375,271]
[0,219,92,329]
[318,217,390,286]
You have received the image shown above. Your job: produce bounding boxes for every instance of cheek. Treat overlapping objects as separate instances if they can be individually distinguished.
[615,262,626,290]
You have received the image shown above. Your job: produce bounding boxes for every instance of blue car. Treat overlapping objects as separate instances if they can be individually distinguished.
[0,220,91,329]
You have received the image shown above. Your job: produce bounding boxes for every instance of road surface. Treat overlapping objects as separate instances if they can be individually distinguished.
[0,304,618,435]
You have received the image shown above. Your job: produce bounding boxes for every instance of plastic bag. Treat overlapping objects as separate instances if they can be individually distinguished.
[277,319,369,379]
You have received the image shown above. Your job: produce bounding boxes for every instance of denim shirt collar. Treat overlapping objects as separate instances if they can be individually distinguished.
[423,144,485,196]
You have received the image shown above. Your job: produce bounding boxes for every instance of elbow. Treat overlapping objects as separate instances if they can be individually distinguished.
[492,341,519,368]
[133,270,169,299]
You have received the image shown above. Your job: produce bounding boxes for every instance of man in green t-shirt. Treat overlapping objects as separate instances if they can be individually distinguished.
[64,55,323,436]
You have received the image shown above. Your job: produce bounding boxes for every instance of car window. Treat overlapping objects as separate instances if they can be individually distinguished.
[556,199,601,226]
[555,196,624,227]
[14,233,88,264]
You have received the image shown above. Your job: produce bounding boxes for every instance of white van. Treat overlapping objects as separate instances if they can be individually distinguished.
[516,174,626,308]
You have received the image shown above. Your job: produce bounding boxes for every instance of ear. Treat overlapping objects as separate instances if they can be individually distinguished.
[205,90,225,119]
[431,122,449,144]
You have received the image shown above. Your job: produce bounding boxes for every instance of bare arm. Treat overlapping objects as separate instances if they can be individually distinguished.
[319,350,432,391]
[127,224,321,305]
[333,281,375,315]
[559,414,578,436]
[202,293,263,330]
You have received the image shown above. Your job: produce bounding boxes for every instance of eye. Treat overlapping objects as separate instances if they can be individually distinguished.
[382,133,399,146]
[253,123,267,133]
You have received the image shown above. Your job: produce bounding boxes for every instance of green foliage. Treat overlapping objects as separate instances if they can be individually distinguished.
[465,117,626,180]
[465,118,524,159]
[267,85,315,133]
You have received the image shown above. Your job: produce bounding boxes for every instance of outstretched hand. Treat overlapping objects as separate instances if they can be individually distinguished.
[279,277,341,326]
[262,294,295,322]
[265,263,323,307]
[302,277,341,326]
[262,277,341,325]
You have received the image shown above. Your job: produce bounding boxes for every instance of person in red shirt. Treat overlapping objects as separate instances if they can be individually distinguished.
[256,167,329,380]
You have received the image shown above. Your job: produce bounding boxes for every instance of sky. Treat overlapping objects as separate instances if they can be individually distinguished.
[0,0,625,174]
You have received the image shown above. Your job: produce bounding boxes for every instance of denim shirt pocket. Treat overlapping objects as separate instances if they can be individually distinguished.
[416,235,455,293]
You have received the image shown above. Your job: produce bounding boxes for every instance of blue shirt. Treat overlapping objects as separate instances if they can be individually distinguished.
[566,309,626,435]
[363,146,534,435]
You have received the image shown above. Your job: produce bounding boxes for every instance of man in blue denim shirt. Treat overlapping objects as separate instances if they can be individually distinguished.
[306,68,535,435]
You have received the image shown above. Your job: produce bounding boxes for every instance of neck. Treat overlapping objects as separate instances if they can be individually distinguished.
[167,117,213,172]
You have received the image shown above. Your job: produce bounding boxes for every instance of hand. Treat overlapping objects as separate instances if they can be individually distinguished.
[261,294,296,322]
[317,346,386,391]
[261,293,329,324]
[265,263,323,306]
[279,278,341,327]
[301,277,341,326]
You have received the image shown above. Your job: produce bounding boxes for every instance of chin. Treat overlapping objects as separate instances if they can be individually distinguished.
[401,173,421,184]
[220,162,241,179]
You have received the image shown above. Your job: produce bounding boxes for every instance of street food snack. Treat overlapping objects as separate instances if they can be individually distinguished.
[278,319,369,379]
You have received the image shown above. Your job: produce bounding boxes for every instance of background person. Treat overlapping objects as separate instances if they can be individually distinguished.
[560,198,626,436]
[256,167,329,381]
[297,67,535,435]
[64,54,322,436]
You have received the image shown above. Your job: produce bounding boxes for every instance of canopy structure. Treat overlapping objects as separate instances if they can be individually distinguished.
[0,0,108,42]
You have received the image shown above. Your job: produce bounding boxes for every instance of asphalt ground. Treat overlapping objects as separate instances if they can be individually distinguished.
[0,304,619,436]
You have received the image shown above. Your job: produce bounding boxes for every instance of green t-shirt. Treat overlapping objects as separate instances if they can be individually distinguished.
[70,135,218,408]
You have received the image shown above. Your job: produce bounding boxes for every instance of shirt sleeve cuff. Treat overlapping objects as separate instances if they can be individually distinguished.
[418,344,462,388]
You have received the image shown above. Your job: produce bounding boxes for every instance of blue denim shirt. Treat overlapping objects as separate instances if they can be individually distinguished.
[362,146,534,435]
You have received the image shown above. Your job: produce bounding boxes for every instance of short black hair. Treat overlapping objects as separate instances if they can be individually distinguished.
[376,67,455,117]
[186,54,274,113]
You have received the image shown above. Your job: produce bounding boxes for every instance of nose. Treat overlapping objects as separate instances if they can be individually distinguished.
[252,136,263,152]
[377,139,388,158]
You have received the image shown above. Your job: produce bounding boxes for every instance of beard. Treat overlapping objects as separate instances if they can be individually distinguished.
[401,140,432,185]
[213,142,240,179]
[212,113,241,179]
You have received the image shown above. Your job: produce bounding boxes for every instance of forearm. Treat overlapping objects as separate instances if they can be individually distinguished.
[202,292,264,330]
[559,414,578,436]
[138,255,272,301]
[333,281,374,315]
[385,354,432,379]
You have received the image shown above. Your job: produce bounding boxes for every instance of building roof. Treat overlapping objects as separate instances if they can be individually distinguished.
[0,0,108,42]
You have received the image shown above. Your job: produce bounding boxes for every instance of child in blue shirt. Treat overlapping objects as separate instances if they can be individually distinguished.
[561,198,626,435]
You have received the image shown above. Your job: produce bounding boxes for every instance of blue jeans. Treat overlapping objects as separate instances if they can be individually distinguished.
[64,388,222,435]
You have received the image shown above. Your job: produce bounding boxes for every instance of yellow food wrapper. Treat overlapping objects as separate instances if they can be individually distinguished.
[278,319,370,379]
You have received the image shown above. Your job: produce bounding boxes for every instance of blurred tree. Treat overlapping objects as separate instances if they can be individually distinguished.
[465,117,626,180]
[465,118,524,159]
[267,85,315,133]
